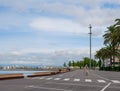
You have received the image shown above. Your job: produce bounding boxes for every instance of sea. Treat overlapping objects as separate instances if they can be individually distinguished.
[0,70,49,76]
[0,64,49,76]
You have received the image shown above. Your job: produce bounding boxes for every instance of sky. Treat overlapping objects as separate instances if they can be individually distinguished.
[0,0,120,66]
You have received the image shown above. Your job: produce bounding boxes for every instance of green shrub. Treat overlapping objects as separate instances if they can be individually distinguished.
[99,66,120,71]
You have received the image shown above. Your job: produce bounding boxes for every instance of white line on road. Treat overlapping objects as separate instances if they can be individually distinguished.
[39,77,45,79]
[85,79,92,82]
[26,85,72,91]
[101,82,111,91]
[73,79,80,82]
[64,78,70,81]
[32,77,42,79]
[47,82,104,88]
[97,80,106,83]
[111,80,120,83]
[54,78,61,80]
[46,77,53,80]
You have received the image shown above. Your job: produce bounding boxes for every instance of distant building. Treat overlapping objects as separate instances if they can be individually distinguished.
[114,46,120,66]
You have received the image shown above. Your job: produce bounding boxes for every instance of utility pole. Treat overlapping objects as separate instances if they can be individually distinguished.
[89,24,92,69]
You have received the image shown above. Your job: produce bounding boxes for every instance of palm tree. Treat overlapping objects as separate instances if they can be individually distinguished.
[95,50,102,68]
[112,19,120,66]
[114,18,120,48]
[104,19,120,50]
[104,46,113,66]
[97,18,120,68]
[103,25,117,66]
[115,18,120,25]
[95,48,107,68]
[95,47,114,68]
[101,48,110,67]
[103,25,115,46]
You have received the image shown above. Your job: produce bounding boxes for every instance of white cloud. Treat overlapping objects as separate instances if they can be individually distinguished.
[10,51,23,56]
[9,60,39,64]
[1,0,119,26]
[0,47,101,66]
[29,16,109,37]
[30,17,89,34]
[0,0,119,34]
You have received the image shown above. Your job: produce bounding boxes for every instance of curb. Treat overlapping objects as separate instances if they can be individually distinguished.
[0,73,24,80]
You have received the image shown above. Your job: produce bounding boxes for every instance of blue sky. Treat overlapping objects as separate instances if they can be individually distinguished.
[0,0,120,66]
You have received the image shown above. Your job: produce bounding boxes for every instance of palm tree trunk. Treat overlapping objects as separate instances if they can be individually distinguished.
[109,56,112,67]
[119,59,120,71]
[99,59,101,68]
[119,58,120,67]
[112,46,116,67]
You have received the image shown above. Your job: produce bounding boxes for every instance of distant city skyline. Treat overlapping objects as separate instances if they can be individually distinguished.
[0,0,120,66]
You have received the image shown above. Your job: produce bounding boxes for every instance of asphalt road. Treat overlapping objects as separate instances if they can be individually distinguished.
[0,69,120,91]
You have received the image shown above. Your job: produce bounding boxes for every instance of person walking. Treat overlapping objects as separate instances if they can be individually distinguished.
[84,64,89,76]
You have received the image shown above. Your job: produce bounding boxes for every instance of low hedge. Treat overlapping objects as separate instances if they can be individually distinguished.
[99,66,120,71]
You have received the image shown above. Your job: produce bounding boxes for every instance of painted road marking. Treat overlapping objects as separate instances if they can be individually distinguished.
[85,79,92,82]
[73,79,80,82]
[64,78,70,81]
[26,85,72,91]
[111,80,120,83]
[97,80,106,83]
[46,77,53,80]
[47,82,104,88]
[32,77,41,79]
[101,82,111,91]
[54,78,61,80]
[27,76,120,84]
[39,77,45,79]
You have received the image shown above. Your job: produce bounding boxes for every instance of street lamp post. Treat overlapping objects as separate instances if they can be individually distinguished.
[89,24,92,69]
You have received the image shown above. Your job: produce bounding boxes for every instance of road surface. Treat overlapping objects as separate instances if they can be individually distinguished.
[0,69,120,91]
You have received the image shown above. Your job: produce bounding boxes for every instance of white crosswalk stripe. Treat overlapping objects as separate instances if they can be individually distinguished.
[32,77,41,79]
[85,79,92,82]
[64,78,70,81]
[39,77,45,79]
[46,77,53,80]
[54,78,61,80]
[73,79,80,82]
[111,80,120,83]
[27,77,120,84]
[97,80,106,83]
